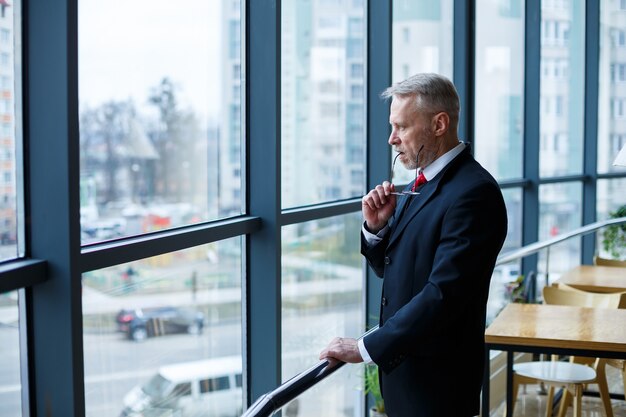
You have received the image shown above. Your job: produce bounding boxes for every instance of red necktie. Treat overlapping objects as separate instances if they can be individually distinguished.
[411,172,427,192]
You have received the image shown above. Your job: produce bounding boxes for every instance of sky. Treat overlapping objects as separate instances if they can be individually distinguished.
[78,0,225,124]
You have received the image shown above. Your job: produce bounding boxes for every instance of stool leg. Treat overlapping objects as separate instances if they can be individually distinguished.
[544,385,554,417]
[621,366,626,400]
[573,385,582,417]
[557,388,571,417]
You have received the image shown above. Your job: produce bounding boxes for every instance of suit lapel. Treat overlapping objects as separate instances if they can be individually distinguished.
[387,147,472,249]
[388,185,412,229]
[387,179,440,248]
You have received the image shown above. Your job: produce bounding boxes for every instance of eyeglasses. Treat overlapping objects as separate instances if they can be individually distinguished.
[389,152,421,196]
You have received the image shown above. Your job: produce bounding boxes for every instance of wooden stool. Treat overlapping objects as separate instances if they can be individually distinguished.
[510,361,597,417]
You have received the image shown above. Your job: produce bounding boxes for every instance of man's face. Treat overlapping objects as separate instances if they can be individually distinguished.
[388,95,435,170]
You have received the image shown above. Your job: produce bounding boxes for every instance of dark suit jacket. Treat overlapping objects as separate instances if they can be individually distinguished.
[362,147,507,417]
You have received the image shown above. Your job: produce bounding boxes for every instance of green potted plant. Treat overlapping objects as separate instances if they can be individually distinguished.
[364,364,386,417]
[602,205,626,260]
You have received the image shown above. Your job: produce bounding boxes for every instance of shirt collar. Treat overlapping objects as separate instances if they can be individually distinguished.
[421,142,465,181]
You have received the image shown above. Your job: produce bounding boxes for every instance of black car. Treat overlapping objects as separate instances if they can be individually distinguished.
[116,307,205,342]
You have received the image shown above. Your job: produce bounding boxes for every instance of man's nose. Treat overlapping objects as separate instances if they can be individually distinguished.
[388,131,399,145]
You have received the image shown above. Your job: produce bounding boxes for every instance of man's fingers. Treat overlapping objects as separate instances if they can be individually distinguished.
[320,337,341,358]
[319,337,363,364]
[365,183,395,209]
[324,357,340,369]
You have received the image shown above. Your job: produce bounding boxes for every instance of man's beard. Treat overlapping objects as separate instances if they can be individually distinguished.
[397,150,421,170]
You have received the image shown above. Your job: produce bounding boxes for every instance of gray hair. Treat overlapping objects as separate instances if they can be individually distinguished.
[381,73,460,124]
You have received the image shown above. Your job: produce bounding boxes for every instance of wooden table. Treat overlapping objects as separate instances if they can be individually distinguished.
[554,265,626,293]
[483,303,626,417]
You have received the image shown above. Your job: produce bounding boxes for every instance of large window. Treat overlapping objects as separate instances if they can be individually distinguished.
[7,2,626,417]
[79,2,246,415]
[281,0,366,208]
[539,0,585,177]
[79,0,243,244]
[487,188,523,322]
[281,213,364,417]
[0,291,21,416]
[391,0,453,80]
[82,239,243,417]
[598,0,626,174]
[0,0,18,262]
[597,178,626,258]
[474,0,525,181]
[391,0,454,184]
[0,0,22,412]
[538,182,583,283]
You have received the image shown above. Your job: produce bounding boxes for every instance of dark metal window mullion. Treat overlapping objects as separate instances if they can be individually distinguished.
[454,0,474,148]
[246,0,282,408]
[25,0,85,415]
[365,0,391,338]
[521,0,541,280]
[582,0,600,265]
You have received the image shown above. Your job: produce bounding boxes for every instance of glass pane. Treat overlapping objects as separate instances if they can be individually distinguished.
[597,178,626,259]
[79,0,243,244]
[281,0,366,208]
[597,0,626,174]
[82,239,243,417]
[539,0,585,177]
[281,213,364,416]
[538,182,582,287]
[391,0,454,184]
[0,291,22,416]
[0,0,18,261]
[474,0,525,181]
[488,188,523,324]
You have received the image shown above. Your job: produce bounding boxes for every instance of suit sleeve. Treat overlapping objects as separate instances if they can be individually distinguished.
[361,230,390,278]
[363,181,507,373]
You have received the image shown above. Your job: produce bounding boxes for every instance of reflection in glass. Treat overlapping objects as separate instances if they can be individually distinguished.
[0,1,18,261]
[82,238,243,417]
[391,0,454,184]
[281,213,364,416]
[539,0,585,177]
[281,0,366,208]
[596,178,626,259]
[474,0,525,181]
[79,0,243,244]
[0,291,21,416]
[487,188,522,324]
[538,182,582,287]
[598,0,626,174]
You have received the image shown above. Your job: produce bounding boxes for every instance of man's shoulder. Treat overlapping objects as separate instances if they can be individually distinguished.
[447,154,499,187]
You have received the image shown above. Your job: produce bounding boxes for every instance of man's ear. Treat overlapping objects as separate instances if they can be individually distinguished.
[432,112,449,137]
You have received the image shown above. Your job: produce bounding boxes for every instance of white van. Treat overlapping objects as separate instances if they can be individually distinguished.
[120,356,243,417]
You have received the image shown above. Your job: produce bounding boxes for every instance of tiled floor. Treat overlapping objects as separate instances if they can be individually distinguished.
[491,367,626,417]
[491,388,626,416]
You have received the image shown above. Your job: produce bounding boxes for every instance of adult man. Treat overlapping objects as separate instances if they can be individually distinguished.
[320,73,507,417]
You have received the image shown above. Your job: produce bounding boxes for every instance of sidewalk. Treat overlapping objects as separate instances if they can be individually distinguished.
[0,275,363,325]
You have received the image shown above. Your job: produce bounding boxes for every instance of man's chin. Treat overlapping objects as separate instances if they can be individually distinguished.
[398,154,416,169]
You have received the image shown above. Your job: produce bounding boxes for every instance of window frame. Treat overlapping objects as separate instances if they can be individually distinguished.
[2,1,625,417]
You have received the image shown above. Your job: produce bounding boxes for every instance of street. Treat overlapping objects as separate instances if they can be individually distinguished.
[0,304,364,417]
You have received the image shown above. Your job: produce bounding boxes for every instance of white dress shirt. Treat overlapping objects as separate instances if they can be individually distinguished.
[358,142,465,363]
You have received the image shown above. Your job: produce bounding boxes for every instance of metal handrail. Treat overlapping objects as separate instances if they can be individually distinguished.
[495,216,626,265]
[241,326,378,417]
[241,216,626,417]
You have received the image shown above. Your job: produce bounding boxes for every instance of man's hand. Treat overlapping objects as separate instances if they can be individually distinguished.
[319,337,363,368]
[362,181,397,233]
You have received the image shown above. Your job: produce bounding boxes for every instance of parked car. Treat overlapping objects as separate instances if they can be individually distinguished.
[119,356,243,417]
[116,307,205,342]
